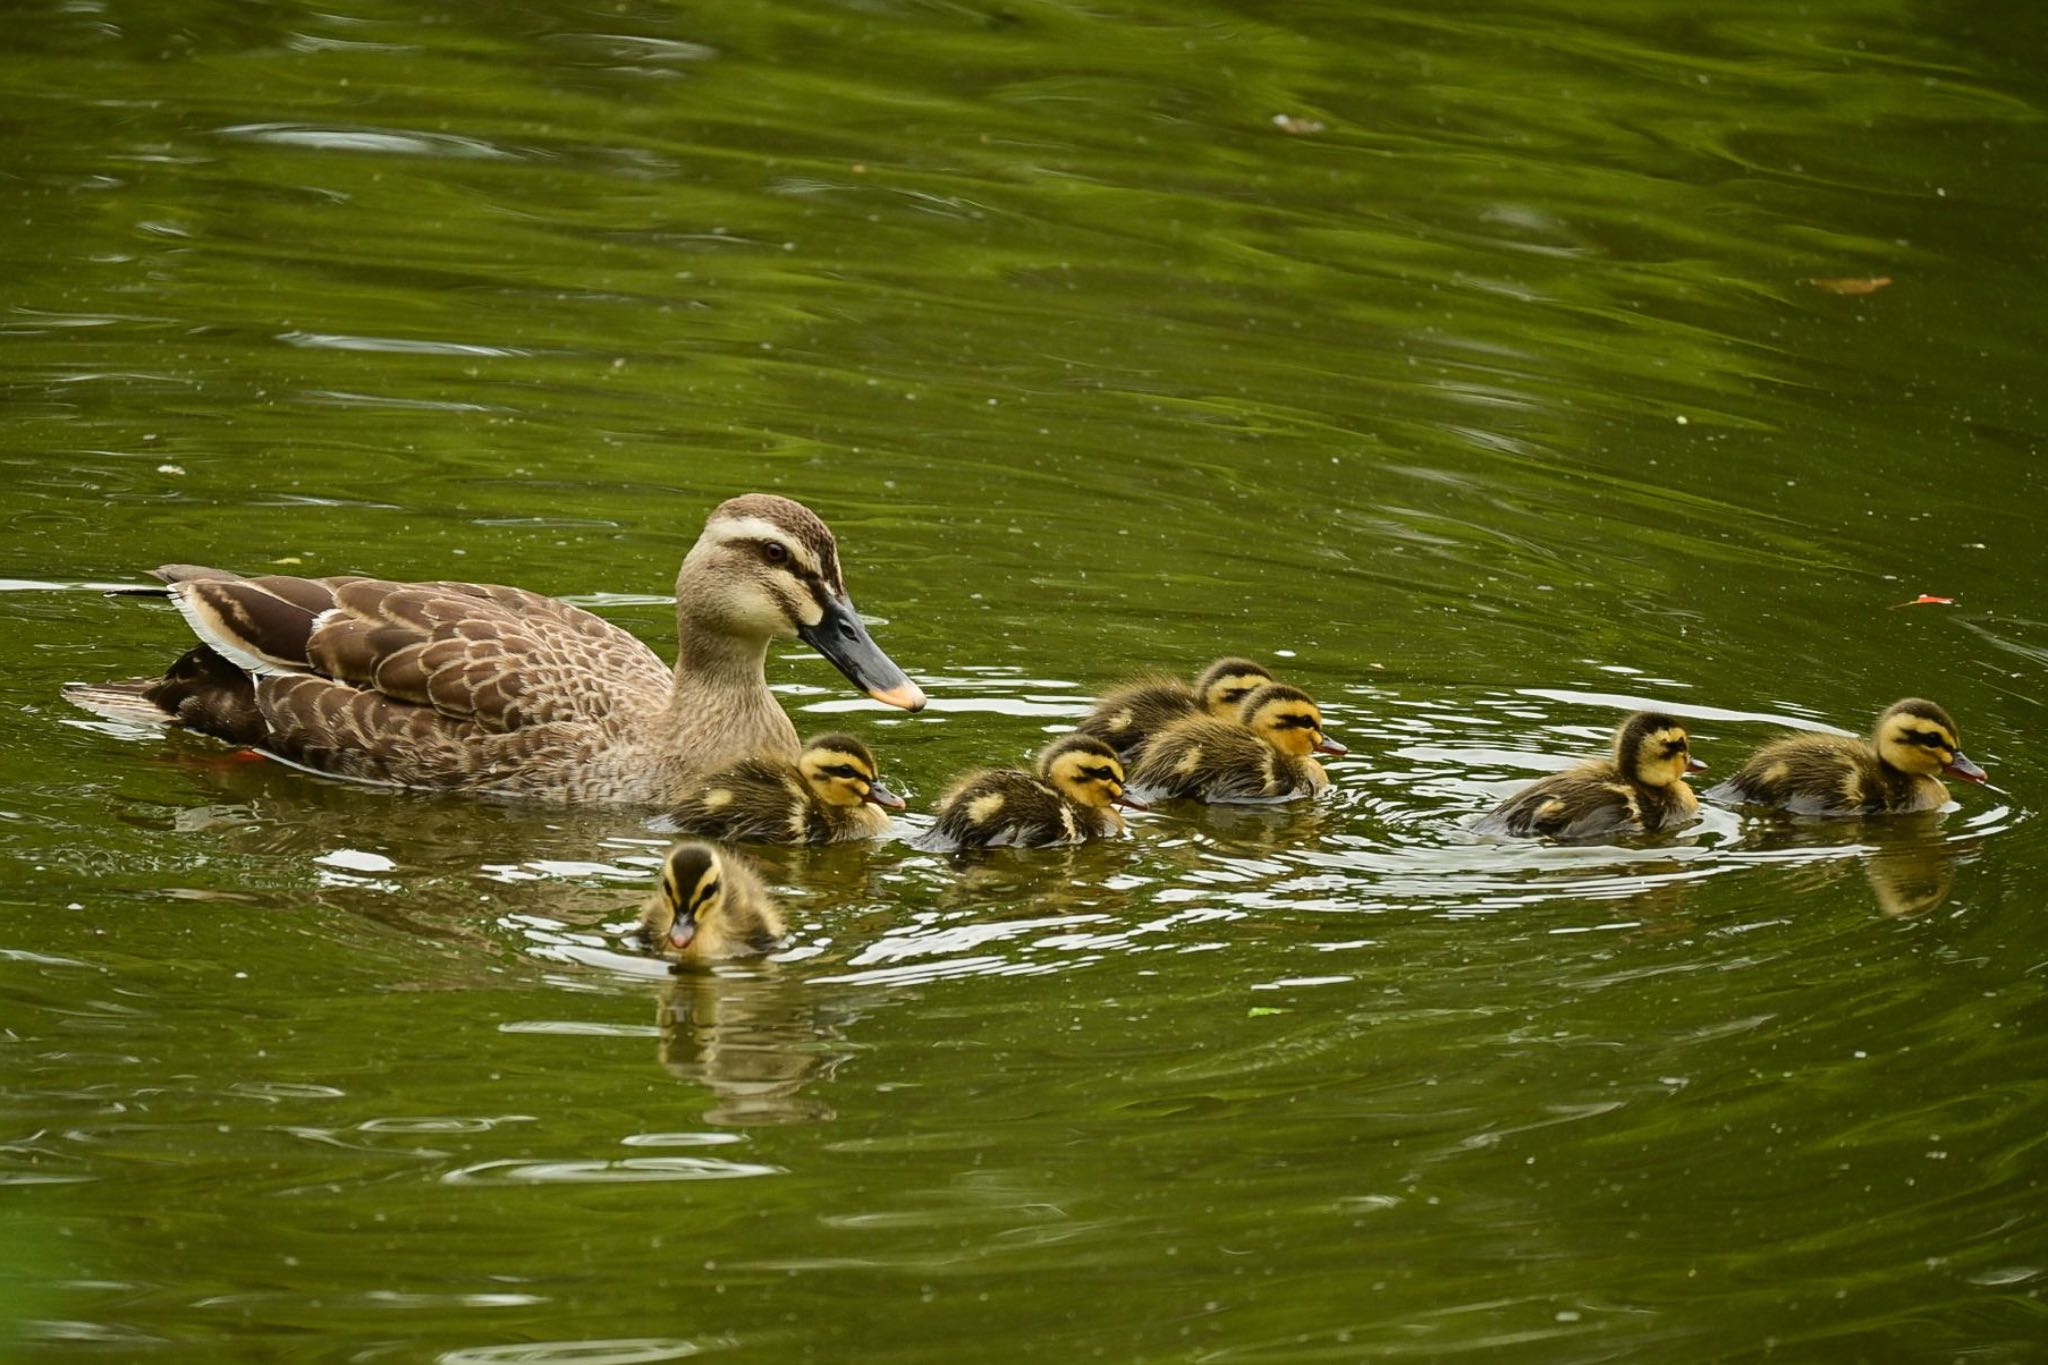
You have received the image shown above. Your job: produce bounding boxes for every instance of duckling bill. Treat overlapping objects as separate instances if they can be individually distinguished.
[1126,683,1345,803]
[661,733,904,843]
[925,735,1144,849]
[637,842,786,963]
[1706,698,1986,817]
[1477,712,1704,839]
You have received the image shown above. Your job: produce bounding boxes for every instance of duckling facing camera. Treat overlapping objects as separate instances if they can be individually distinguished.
[927,735,1144,849]
[1076,657,1277,760]
[637,842,787,963]
[1476,712,1705,839]
[661,733,904,844]
[1126,683,1346,803]
[1706,698,1986,817]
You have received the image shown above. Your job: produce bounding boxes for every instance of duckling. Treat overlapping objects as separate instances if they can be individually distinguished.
[660,733,905,843]
[1705,698,1987,817]
[1075,657,1276,759]
[1476,712,1705,839]
[636,842,787,963]
[926,735,1144,849]
[1126,683,1346,803]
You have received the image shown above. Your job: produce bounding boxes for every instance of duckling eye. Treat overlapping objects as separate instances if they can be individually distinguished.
[1084,766,1116,781]
[762,541,790,565]
[826,765,864,780]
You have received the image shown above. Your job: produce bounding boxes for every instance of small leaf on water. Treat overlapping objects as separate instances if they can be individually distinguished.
[1248,1006,1290,1017]
[1271,114,1325,136]
[1806,276,1893,295]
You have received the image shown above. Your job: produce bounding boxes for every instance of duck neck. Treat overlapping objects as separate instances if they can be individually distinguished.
[658,618,800,776]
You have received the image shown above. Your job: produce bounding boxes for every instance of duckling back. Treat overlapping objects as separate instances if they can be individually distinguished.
[1073,676,1200,758]
[1475,760,1690,839]
[1075,657,1275,760]
[1707,733,1930,816]
[1126,715,1323,803]
[927,769,1110,849]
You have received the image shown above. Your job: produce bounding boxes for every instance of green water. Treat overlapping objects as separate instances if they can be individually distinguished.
[5,0,2046,1359]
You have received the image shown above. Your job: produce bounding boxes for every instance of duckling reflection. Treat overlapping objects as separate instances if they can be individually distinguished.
[1738,811,1973,919]
[1075,656,1277,761]
[1476,712,1704,840]
[659,733,904,844]
[1129,684,1345,803]
[1708,698,1987,817]
[654,971,845,1125]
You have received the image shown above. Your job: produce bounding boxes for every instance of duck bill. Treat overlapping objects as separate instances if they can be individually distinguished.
[1945,752,1988,784]
[798,596,926,712]
[864,780,908,811]
[1687,757,1709,773]
[667,916,698,951]
[1314,735,1349,756]
[1114,792,1150,812]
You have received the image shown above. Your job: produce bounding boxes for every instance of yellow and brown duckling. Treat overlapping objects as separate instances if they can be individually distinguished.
[660,733,904,843]
[1126,682,1346,803]
[926,735,1145,849]
[1476,712,1705,839]
[1075,657,1276,760]
[1706,698,1987,817]
[636,842,787,963]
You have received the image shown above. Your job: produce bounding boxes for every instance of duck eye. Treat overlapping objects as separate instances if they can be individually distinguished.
[763,541,790,565]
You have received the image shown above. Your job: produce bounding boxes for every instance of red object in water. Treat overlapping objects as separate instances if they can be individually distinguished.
[1888,594,1956,609]
[230,749,268,762]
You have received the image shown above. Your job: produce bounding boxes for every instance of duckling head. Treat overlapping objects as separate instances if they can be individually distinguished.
[1614,712,1706,788]
[1038,734,1146,811]
[798,732,905,810]
[1874,698,1986,783]
[1193,657,1275,717]
[645,842,729,953]
[678,494,925,711]
[1239,683,1347,759]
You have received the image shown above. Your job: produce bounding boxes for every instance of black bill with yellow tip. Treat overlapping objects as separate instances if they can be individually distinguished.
[798,596,927,712]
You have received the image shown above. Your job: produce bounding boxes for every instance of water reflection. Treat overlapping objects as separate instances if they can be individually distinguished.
[654,969,846,1125]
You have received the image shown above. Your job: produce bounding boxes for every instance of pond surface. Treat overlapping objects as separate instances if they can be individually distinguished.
[5,0,2047,1359]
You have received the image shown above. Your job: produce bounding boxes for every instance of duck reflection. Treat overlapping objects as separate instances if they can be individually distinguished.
[655,968,848,1125]
[1739,811,1974,919]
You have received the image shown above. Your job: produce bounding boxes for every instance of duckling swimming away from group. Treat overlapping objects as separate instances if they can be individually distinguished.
[660,733,905,843]
[1476,712,1705,839]
[637,842,786,963]
[1126,683,1346,803]
[1706,698,1986,817]
[926,735,1144,849]
[1075,657,1276,760]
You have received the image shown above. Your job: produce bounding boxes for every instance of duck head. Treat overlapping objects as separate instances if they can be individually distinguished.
[677,494,925,711]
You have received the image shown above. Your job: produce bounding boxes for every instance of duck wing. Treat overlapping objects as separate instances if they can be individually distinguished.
[142,567,672,792]
[161,567,669,733]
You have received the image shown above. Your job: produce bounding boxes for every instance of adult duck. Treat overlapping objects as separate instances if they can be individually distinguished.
[65,494,925,803]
